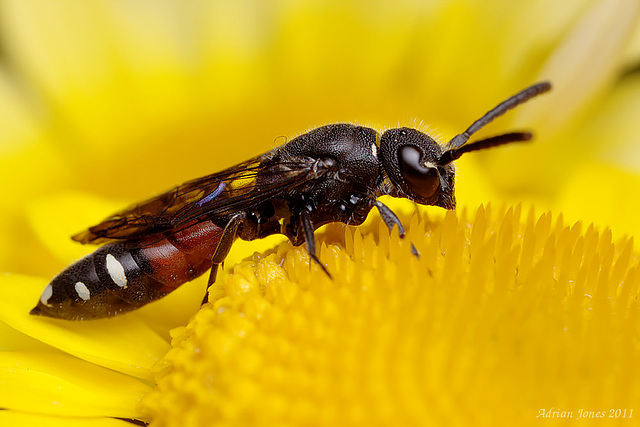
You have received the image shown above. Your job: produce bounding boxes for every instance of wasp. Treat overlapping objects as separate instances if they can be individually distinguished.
[31,82,551,320]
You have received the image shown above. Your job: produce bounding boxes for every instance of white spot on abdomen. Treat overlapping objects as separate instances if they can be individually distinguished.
[106,254,128,288]
[40,284,53,307]
[74,281,91,301]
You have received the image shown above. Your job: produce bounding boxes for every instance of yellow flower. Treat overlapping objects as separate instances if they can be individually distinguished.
[3,206,640,425]
[142,206,640,426]
[1,1,639,426]
[0,275,161,422]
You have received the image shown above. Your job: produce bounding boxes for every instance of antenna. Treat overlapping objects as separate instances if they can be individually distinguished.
[438,132,532,166]
[445,81,552,151]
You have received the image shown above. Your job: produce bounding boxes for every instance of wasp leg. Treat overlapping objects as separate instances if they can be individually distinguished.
[300,208,332,278]
[202,212,246,304]
[374,200,420,257]
[374,200,406,237]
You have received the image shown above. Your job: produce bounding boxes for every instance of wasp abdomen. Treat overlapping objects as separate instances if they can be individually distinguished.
[32,221,224,320]
[134,220,223,292]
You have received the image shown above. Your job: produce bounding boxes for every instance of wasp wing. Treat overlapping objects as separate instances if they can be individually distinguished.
[73,153,317,245]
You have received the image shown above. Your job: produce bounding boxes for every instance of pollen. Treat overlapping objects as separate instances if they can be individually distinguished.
[142,204,640,426]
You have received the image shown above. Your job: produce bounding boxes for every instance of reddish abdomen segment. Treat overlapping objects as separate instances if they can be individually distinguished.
[31,221,224,320]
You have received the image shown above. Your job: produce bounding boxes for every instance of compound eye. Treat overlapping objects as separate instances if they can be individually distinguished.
[398,145,439,199]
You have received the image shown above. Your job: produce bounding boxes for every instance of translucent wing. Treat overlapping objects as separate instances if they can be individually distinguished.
[73,152,316,244]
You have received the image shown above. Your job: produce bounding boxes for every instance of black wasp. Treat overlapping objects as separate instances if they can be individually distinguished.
[32,82,551,320]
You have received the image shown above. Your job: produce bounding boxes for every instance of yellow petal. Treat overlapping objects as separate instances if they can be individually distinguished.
[0,350,149,419]
[0,72,70,275]
[0,70,69,207]
[0,411,136,427]
[0,274,169,380]
[558,161,640,240]
[589,73,640,172]
[515,0,640,131]
[482,0,640,196]
[26,192,121,265]
[0,317,53,352]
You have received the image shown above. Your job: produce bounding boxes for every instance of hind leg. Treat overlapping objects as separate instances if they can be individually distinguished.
[202,212,246,304]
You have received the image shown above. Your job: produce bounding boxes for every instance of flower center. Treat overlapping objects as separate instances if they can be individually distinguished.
[142,204,639,426]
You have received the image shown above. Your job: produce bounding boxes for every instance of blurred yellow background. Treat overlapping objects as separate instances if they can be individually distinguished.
[0,0,639,278]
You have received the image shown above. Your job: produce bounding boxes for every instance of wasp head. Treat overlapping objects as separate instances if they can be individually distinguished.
[379,128,456,209]
[376,81,552,210]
